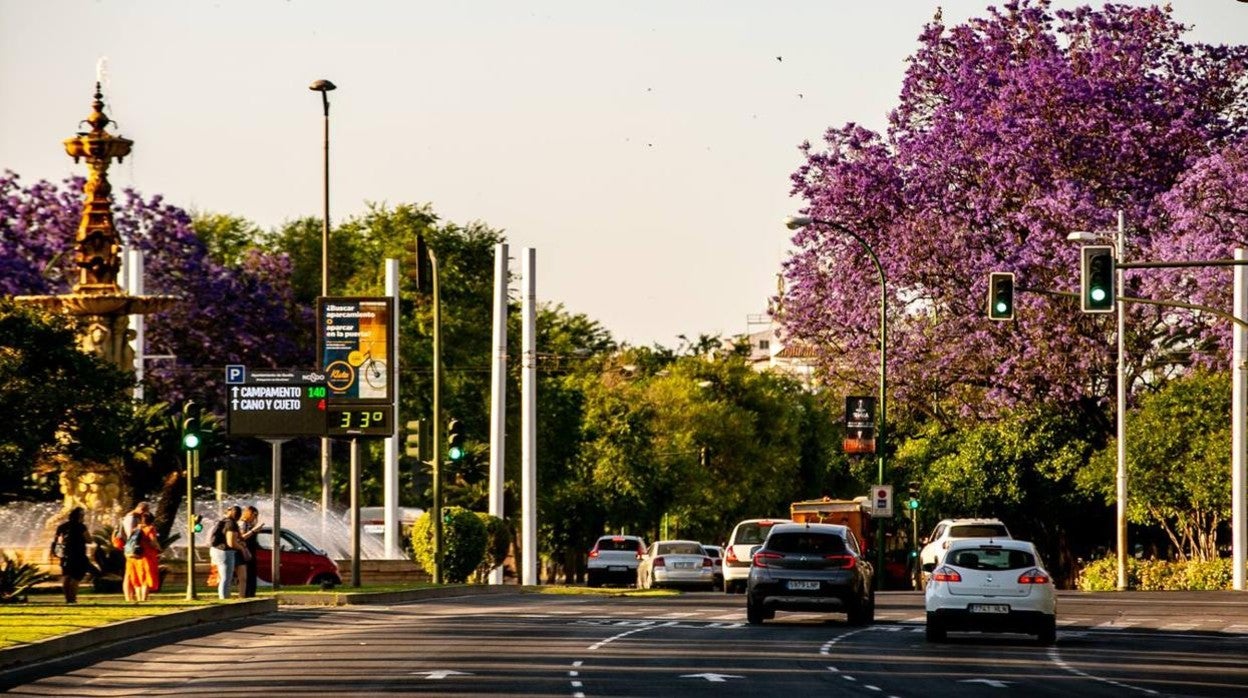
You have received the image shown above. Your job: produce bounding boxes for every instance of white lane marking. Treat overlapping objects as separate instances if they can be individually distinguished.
[571,681,583,688]
[572,661,583,667]
[569,671,578,677]
[680,673,745,682]
[827,666,839,673]
[960,678,1011,688]
[843,675,857,682]
[409,670,472,679]
[865,685,882,692]
[588,620,679,650]
[820,628,869,654]
[1047,646,1159,695]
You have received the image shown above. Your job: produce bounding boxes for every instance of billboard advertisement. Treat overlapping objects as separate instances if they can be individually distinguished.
[317,297,395,404]
[844,395,876,455]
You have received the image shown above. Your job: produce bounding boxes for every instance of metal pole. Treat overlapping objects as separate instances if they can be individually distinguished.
[383,258,401,559]
[877,253,887,590]
[1115,211,1128,591]
[350,437,361,587]
[186,449,196,600]
[1234,248,1247,591]
[431,251,444,584]
[317,82,334,545]
[489,243,509,584]
[270,439,284,590]
[521,248,538,586]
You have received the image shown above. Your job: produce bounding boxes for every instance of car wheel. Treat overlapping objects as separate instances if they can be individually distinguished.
[746,598,765,625]
[1037,616,1057,645]
[925,613,946,642]
[311,573,339,589]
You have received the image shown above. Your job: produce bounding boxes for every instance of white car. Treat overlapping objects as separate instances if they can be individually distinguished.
[723,518,791,594]
[637,540,715,590]
[586,534,646,587]
[703,545,724,590]
[924,538,1056,644]
[919,518,1011,575]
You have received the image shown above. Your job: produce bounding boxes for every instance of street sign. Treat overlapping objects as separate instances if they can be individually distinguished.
[871,484,894,518]
[316,297,395,404]
[226,369,328,438]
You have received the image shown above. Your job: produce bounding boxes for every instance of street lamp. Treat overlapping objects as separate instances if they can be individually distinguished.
[1067,211,1128,591]
[310,78,337,538]
[784,214,887,587]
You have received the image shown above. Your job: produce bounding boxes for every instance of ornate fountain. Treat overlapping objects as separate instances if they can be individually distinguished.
[15,83,180,513]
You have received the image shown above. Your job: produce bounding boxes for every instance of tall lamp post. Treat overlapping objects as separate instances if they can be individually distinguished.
[785,215,887,587]
[309,78,337,534]
[1068,211,1128,591]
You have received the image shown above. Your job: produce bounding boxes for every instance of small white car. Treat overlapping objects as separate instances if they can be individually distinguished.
[919,518,1011,575]
[703,544,724,590]
[925,538,1056,644]
[586,535,646,587]
[637,540,715,590]
[723,518,791,594]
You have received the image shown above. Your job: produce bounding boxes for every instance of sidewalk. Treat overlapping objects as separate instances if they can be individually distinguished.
[0,584,523,675]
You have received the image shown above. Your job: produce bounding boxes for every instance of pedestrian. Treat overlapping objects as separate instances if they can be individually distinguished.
[119,502,150,602]
[209,506,248,600]
[124,512,161,602]
[237,505,265,598]
[50,507,92,603]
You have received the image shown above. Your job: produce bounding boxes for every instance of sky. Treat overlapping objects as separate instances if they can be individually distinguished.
[2,1,1245,349]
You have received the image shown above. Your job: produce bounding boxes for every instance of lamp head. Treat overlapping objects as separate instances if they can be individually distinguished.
[784,215,813,230]
[309,79,337,92]
[1066,231,1099,242]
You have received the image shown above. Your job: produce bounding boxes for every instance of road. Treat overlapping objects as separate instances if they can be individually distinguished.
[5,590,1247,696]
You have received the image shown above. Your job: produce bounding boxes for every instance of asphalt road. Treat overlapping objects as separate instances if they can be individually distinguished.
[5,590,1247,696]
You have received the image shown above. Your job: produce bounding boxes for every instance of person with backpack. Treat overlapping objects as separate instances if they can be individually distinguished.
[123,512,161,602]
[209,506,248,599]
[119,502,150,602]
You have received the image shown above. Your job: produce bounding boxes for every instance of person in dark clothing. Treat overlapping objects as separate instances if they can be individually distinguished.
[237,505,265,598]
[51,507,93,603]
[209,506,247,600]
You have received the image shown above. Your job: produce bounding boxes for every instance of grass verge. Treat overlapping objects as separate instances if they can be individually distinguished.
[0,594,216,648]
[537,585,679,598]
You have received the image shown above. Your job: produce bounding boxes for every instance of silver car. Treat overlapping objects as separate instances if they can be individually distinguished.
[637,540,715,590]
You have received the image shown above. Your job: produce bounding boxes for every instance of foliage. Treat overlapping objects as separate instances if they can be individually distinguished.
[409,507,488,584]
[1076,555,1232,591]
[0,552,53,602]
[780,1,1248,416]
[0,300,135,501]
[474,513,512,580]
[1077,370,1230,561]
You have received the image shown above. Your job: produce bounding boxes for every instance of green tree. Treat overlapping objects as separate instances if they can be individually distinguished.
[1077,370,1231,561]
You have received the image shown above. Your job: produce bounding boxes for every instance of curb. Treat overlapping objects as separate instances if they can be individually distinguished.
[0,598,277,672]
[276,583,525,606]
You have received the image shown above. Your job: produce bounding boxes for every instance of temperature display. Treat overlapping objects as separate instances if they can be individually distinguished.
[326,405,394,437]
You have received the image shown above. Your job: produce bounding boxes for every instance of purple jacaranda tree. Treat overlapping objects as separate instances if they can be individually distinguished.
[781,1,1248,423]
[0,170,308,412]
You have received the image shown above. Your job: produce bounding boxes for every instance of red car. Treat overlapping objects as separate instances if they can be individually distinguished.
[253,529,342,587]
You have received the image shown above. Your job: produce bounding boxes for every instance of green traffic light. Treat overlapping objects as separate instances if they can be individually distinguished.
[907,498,920,510]
[1090,288,1107,302]
[994,300,1008,314]
[192,514,203,533]
[448,445,464,461]
[182,433,201,450]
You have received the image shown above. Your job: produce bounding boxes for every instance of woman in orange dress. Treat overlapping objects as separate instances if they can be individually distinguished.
[124,512,162,601]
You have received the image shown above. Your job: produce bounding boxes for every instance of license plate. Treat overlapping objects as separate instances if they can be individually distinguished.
[674,562,693,569]
[608,566,627,572]
[969,604,1010,614]
[786,580,820,591]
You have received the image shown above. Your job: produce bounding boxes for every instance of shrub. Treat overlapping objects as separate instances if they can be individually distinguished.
[474,513,512,581]
[1076,556,1233,591]
[410,507,488,583]
[0,551,53,602]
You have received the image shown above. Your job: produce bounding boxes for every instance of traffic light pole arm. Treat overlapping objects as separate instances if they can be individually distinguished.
[1016,286,1248,330]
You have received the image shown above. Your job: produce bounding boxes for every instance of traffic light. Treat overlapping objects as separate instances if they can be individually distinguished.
[447,419,465,461]
[906,482,920,511]
[404,419,424,459]
[1080,245,1115,313]
[181,416,202,451]
[699,446,711,469]
[409,234,433,294]
[987,272,1015,321]
[192,514,203,533]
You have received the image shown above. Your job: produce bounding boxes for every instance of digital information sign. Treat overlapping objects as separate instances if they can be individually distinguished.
[326,404,394,437]
[316,297,395,404]
[226,368,328,438]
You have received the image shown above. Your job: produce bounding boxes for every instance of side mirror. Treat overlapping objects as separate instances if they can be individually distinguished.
[922,562,935,573]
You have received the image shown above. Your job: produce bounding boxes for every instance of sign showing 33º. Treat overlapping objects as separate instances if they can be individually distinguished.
[226,369,328,438]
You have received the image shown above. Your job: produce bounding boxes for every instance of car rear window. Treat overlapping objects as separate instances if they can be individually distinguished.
[658,542,704,556]
[766,532,847,555]
[734,523,780,545]
[949,524,1009,538]
[596,537,639,551]
[949,546,1034,571]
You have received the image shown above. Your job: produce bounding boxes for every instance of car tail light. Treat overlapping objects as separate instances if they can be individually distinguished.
[653,556,666,568]
[824,554,856,569]
[702,557,712,568]
[588,549,599,558]
[1018,568,1051,584]
[725,547,739,563]
[752,551,782,568]
[932,566,961,582]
